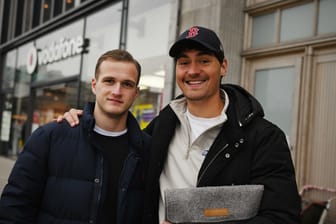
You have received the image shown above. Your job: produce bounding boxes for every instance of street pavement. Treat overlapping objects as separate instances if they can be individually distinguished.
[0,156,15,194]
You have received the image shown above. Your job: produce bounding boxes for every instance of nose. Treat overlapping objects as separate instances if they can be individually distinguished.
[188,62,201,75]
[111,82,122,95]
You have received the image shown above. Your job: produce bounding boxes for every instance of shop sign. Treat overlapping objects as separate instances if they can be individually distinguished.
[26,35,89,74]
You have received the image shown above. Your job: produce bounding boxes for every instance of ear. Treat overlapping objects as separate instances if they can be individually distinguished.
[91,78,97,95]
[135,86,140,98]
[220,58,228,77]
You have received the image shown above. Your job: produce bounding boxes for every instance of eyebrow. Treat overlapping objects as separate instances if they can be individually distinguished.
[101,75,137,83]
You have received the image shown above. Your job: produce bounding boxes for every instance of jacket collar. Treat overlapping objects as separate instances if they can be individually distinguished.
[221,84,264,127]
[170,84,264,127]
[81,102,144,152]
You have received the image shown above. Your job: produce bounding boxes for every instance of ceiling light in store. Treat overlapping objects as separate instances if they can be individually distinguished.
[139,75,164,90]
[154,70,165,76]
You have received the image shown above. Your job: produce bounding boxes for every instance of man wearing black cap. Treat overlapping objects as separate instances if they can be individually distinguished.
[57,26,301,223]
[143,26,301,224]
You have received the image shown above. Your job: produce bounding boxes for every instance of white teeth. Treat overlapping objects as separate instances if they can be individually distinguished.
[187,80,203,84]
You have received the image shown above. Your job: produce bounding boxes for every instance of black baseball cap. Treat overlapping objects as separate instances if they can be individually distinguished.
[169,26,225,62]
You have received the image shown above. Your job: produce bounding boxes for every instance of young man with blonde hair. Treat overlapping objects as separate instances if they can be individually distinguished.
[0,49,151,224]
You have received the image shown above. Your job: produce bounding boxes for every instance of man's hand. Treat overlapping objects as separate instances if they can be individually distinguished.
[161,221,172,224]
[56,109,83,127]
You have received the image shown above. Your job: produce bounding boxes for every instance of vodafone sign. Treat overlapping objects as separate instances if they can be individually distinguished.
[26,47,38,74]
[26,35,89,75]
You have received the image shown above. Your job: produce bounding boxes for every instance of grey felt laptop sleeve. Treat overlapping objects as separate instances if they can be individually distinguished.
[164,185,264,224]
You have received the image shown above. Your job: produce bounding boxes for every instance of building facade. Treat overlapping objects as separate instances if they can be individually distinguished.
[1,0,336,191]
[0,0,178,154]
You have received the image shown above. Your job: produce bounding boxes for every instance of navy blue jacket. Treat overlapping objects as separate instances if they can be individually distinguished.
[0,102,151,224]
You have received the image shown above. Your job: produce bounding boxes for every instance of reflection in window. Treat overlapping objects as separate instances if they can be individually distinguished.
[280,2,314,42]
[1,50,17,90]
[80,3,122,105]
[252,13,275,47]
[23,1,33,32]
[65,0,75,11]
[15,0,24,37]
[127,0,176,128]
[254,66,296,144]
[42,0,52,23]
[32,82,78,132]
[54,0,64,17]
[318,0,336,35]
[32,0,42,28]
[9,43,34,155]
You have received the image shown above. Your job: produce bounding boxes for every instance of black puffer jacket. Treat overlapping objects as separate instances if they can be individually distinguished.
[0,102,151,224]
[143,84,301,224]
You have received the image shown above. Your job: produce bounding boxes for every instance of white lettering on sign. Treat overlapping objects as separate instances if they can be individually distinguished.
[37,36,84,65]
[26,35,89,75]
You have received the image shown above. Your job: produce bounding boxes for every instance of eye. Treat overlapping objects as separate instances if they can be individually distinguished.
[177,59,190,66]
[122,81,136,89]
[199,58,211,64]
[103,78,115,84]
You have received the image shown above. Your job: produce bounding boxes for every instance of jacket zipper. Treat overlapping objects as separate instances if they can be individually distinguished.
[196,143,229,186]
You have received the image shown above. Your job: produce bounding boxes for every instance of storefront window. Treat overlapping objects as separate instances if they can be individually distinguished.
[80,2,122,105]
[1,50,17,91]
[31,82,79,132]
[0,50,17,153]
[33,19,85,83]
[8,43,34,155]
[127,0,177,128]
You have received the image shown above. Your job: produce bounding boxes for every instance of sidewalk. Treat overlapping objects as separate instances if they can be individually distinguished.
[0,156,15,194]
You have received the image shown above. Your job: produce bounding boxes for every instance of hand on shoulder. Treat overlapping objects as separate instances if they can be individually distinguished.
[55,108,83,127]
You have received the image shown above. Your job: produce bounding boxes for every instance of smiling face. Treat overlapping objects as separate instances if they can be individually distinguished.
[92,59,139,121]
[175,49,227,105]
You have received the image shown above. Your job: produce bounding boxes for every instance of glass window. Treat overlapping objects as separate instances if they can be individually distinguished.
[8,43,34,155]
[15,43,33,100]
[33,19,85,83]
[42,0,52,23]
[254,66,296,144]
[0,49,16,150]
[252,12,276,47]
[280,2,314,42]
[32,0,42,28]
[318,0,336,35]
[31,82,79,132]
[65,0,75,11]
[127,0,176,128]
[1,49,17,90]
[1,0,11,43]
[23,0,33,32]
[54,0,63,17]
[15,0,24,37]
[0,105,12,142]
[80,2,122,105]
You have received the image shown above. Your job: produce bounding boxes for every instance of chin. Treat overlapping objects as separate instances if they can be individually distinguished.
[185,95,206,102]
